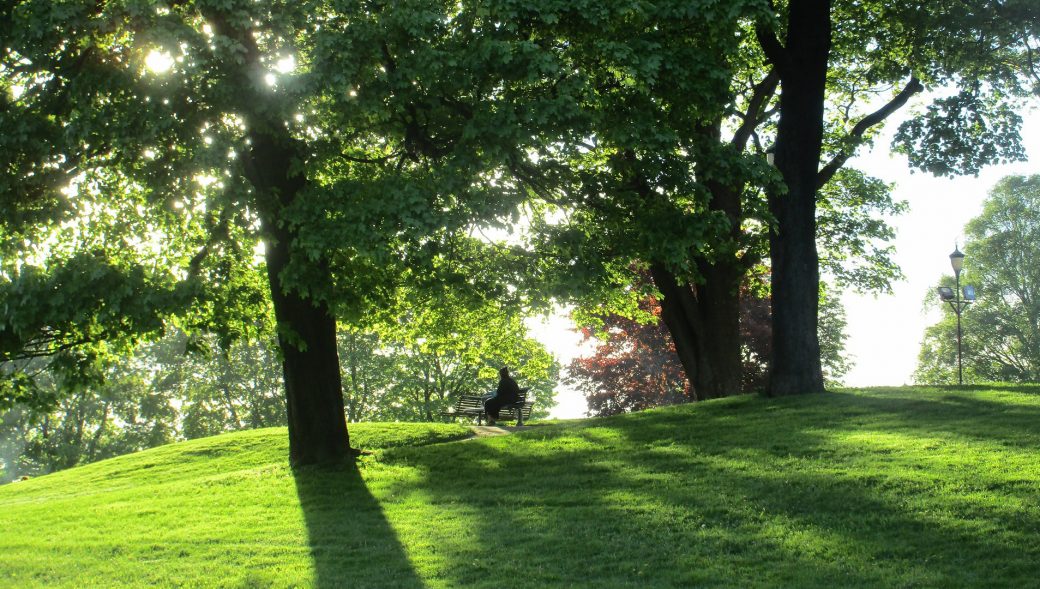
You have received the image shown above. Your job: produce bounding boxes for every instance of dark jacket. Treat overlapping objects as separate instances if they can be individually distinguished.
[495,374,522,404]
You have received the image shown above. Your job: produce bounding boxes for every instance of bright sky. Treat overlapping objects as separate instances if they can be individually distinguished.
[534,102,1040,419]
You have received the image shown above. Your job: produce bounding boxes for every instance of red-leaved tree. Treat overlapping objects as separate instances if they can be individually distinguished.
[565,297,690,417]
[568,286,773,417]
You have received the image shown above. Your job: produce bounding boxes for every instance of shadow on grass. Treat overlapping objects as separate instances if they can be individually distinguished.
[915,383,1040,395]
[293,462,424,589]
[820,389,1040,447]
[371,390,1040,587]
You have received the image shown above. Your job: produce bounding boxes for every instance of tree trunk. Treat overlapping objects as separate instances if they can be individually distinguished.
[86,401,109,463]
[263,219,352,466]
[220,363,242,430]
[767,0,830,395]
[344,333,360,423]
[248,128,352,467]
[650,262,742,400]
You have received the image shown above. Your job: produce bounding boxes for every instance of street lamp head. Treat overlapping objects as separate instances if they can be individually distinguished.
[937,286,956,301]
[950,246,965,275]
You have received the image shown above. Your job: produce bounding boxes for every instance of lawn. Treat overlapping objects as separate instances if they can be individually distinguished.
[2,386,1039,588]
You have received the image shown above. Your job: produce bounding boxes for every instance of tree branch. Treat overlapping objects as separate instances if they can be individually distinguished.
[506,157,569,207]
[732,68,780,150]
[186,207,236,279]
[1025,38,1040,91]
[755,23,787,73]
[338,152,399,165]
[816,76,924,189]
[2,334,94,363]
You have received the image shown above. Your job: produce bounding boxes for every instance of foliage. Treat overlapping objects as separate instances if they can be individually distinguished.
[0,331,283,481]
[816,169,907,293]
[0,252,190,410]
[514,1,778,313]
[823,1,1039,177]
[915,175,1040,384]
[1,303,558,479]
[519,0,772,283]
[818,286,853,385]
[0,0,591,456]
[566,296,691,417]
[340,292,560,423]
[4,387,1040,587]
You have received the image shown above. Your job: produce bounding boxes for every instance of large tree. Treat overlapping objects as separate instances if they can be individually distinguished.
[518,1,919,400]
[515,0,776,399]
[757,0,1040,394]
[0,0,587,465]
[916,175,1040,384]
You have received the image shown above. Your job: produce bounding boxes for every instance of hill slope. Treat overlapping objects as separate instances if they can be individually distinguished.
[2,387,1040,588]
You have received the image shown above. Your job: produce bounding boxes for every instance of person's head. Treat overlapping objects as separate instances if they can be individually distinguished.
[499,367,510,379]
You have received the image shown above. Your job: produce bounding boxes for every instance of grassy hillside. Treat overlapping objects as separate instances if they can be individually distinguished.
[2,386,1039,588]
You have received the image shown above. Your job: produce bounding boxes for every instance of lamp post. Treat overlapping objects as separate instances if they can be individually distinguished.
[937,246,974,385]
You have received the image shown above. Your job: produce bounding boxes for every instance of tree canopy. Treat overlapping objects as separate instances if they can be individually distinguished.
[1,0,593,464]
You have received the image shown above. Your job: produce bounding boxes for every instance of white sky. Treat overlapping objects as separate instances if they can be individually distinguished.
[534,101,1040,419]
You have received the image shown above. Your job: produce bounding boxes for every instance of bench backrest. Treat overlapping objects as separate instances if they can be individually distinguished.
[454,388,530,409]
[454,395,486,412]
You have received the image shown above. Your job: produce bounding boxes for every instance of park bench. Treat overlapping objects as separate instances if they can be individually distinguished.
[442,389,533,426]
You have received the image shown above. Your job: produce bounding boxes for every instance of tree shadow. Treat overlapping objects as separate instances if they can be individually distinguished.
[819,390,1040,447]
[293,462,424,589]
[371,391,1040,587]
[914,384,1040,395]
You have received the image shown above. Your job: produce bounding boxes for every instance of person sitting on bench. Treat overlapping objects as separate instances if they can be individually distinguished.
[484,366,521,426]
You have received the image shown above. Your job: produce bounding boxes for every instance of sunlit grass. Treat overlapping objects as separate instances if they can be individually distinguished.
[2,387,1039,587]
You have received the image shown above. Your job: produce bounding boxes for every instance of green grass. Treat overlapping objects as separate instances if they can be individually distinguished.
[3,387,1040,588]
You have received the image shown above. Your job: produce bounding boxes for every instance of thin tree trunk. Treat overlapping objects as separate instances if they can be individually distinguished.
[86,401,109,462]
[765,0,830,395]
[344,333,359,423]
[220,362,242,430]
[63,396,86,469]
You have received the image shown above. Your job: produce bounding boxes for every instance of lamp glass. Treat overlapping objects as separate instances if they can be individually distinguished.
[950,248,965,273]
